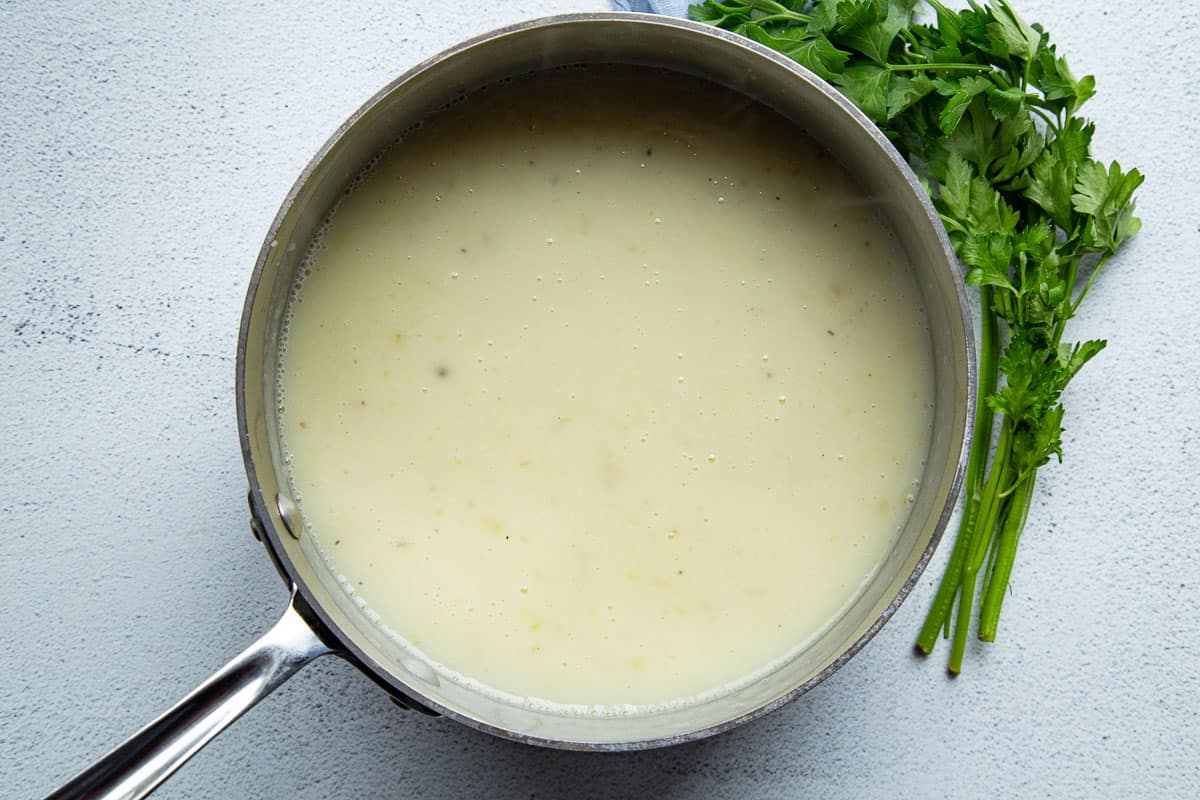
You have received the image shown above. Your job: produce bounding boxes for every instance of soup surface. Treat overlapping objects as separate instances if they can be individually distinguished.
[278,67,934,710]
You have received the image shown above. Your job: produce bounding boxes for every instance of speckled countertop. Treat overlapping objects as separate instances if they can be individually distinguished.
[2,2,1197,798]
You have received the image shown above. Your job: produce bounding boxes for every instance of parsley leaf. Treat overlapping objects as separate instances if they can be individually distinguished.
[835,62,891,121]
[1072,160,1146,253]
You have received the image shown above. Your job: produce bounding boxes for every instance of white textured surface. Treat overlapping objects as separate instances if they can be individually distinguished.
[1,2,1197,797]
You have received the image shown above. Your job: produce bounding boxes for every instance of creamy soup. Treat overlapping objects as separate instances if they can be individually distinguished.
[277,67,934,711]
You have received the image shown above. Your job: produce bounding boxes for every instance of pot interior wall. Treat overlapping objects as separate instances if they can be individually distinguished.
[239,15,970,748]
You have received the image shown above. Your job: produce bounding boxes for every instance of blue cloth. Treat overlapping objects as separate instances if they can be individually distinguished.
[611,0,691,17]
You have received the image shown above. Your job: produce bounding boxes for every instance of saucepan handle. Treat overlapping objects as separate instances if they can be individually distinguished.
[43,588,333,800]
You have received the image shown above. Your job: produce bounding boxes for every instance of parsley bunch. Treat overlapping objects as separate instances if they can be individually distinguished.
[689,0,1143,672]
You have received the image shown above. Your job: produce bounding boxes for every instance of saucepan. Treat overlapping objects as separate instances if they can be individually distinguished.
[46,12,973,800]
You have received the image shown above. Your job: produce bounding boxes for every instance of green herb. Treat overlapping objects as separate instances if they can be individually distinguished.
[689,0,1142,672]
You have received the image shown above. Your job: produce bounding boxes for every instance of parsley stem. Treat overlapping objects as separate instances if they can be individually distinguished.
[949,419,1015,673]
[916,286,999,654]
[979,471,1036,641]
[982,499,1004,581]
[748,13,808,25]
[947,563,977,674]
[749,1,808,24]
[1050,257,1081,350]
[1026,103,1059,133]
[1071,253,1111,314]
[966,420,1014,573]
[885,63,989,73]
[916,491,975,653]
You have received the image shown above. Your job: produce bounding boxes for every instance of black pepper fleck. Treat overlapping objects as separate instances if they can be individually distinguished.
[436,365,449,378]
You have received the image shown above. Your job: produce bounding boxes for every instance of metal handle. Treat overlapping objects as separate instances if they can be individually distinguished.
[44,589,333,800]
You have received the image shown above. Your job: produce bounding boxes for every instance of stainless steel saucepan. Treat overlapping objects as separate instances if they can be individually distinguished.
[45,13,973,800]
